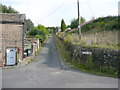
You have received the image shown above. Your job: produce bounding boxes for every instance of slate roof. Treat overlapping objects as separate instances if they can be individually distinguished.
[0,13,26,24]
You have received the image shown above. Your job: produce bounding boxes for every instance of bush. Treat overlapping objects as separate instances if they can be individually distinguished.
[35,35,45,42]
[81,16,119,33]
[28,25,49,42]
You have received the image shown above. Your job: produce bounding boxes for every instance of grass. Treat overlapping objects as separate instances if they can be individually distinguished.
[55,36,72,63]
[80,31,119,50]
[59,31,119,50]
[34,47,42,56]
[28,58,34,64]
[72,64,118,78]
[78,44,119,50]
[55,35,118,78]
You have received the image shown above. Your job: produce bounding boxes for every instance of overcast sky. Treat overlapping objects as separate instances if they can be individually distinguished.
[1,0,119,27]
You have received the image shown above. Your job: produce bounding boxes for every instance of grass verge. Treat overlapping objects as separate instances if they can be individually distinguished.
[34,47,42,56]
[28,58,34,64]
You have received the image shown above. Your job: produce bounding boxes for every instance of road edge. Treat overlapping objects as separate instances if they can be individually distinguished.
[53,34,68,70]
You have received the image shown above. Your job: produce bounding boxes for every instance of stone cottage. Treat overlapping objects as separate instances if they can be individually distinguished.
[0,13,26,66]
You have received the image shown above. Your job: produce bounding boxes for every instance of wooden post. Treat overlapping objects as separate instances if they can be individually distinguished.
[77,0,81,40]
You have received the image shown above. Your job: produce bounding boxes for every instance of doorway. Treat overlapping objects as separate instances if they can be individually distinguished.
[6,48,17,65]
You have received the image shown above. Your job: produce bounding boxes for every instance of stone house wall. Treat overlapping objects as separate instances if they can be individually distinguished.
[0,13,26,66]
[0,23,24,65]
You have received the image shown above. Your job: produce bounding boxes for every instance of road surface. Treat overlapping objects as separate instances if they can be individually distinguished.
[2,35,118,88]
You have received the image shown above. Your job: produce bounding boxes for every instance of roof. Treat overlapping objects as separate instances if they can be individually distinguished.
[0,13,26,24]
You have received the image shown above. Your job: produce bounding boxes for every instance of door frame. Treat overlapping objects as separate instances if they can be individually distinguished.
[5,47,17,66]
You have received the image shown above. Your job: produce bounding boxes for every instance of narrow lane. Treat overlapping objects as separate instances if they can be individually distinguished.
[47,35,62,69]
[2,35,118,88]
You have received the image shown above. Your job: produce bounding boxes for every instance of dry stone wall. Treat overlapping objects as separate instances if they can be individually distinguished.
[58,37,119,76]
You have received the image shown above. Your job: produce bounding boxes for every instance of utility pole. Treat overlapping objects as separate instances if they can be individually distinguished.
[77,0,81,40]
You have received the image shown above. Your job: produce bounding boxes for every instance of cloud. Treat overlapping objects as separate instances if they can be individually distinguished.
[1,0,119,26]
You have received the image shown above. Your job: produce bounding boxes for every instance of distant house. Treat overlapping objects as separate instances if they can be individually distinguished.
[56,26,61,32]
[65,28,71,32]
[0,13,26,66]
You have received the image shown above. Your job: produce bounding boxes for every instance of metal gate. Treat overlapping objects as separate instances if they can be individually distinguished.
[6,48,16,65]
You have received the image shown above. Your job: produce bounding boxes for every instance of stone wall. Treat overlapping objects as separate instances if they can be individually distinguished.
[0,24,24,65]
[24,38,40,55]
[58,37,119,76]
[33,39,40,54]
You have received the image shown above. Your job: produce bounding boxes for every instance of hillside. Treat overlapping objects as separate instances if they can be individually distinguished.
[81,16,119,33]
[58,16,119,49]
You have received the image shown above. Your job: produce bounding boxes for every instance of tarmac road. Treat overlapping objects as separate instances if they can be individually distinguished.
[2,35,118,88]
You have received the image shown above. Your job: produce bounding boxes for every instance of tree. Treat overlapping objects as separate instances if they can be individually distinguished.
[29,24,49,43]
[70,17,85,29]
[61,19,67,32]
[0,4,18,13]
[1,5,7,13]
[35,34,45,41]
[25,19,34,32]
[29,27,39,36]
[81,17,86,24]
[67,25,70,28]
[70,19,78,29]
[7,6,18,13]
[37,24,49,36]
